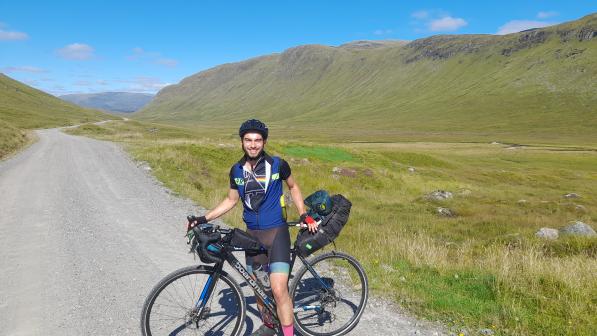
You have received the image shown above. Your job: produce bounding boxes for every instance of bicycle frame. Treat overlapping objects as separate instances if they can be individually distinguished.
[194,245,335,323]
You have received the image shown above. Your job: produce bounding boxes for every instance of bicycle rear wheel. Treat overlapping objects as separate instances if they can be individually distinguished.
[141,265,245,336]
[290,251,368,336]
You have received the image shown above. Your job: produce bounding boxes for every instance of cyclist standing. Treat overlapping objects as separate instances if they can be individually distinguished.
[191,119,318,336]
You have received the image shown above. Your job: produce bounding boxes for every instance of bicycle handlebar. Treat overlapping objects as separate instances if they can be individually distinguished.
[188,215,308,233]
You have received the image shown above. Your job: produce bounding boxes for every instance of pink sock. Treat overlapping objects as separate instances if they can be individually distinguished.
[282,324,293,336]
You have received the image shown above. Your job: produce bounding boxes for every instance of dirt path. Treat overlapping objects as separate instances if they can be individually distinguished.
[0,128,445,335]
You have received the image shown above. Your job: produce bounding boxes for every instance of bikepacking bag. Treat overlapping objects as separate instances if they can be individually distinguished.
[226,228,261,250]
[295,193,352,256]
[193,227,224,264]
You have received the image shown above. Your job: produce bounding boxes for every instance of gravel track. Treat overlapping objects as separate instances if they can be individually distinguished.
[0,128,445,336]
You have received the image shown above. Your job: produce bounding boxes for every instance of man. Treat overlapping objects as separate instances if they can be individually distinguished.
[191,119,318,336]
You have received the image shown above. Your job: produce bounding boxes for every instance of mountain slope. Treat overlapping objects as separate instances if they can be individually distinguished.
[0,74,109,129]
[0,74,111,159]
[60,92,154,113]
[136,14,597,143]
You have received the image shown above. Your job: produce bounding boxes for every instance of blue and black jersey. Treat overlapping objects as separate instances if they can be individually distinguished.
[229,152,291,230]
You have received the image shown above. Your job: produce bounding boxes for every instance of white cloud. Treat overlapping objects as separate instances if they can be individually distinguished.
[496,20,555,35]
[411,10,467,33]
[115,76,170,93]
[0,27,29,41]
[127,47,155,61]
[155,58,178,67]
[411,10,429,20]
[537,11,558,19]
[429,16,468,32]
[128,47,178,68]
[1,66,47,73]
[57,43,95,60]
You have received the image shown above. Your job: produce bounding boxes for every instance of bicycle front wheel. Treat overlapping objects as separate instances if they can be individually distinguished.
[290,251,368,336]
[141,265,246,336]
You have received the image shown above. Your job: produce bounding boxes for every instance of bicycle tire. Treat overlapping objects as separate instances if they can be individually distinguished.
[141,265,246,336]
[290,251,368,336]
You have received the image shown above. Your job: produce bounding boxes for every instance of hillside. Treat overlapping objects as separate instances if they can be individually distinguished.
[0,74,111,159]
[0,74,109,129]
[60,92,154,113]
[136,14,597,144]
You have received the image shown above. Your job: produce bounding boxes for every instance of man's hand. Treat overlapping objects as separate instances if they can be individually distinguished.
[300,213,318,233]
[187,215,208,231]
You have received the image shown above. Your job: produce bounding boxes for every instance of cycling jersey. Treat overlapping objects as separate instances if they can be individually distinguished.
[229,152,291,230]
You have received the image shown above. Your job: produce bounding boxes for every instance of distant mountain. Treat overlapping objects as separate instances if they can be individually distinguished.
[0,74,109,129]
[60,92,154,113]
[136,13,597,143]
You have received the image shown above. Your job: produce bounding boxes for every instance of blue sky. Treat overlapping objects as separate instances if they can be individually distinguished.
[1,1,595,96]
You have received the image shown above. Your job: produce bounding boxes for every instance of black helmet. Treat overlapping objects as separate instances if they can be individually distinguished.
[239,119,268,140]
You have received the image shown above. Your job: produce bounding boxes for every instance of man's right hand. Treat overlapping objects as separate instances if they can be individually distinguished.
[187,215,208,231]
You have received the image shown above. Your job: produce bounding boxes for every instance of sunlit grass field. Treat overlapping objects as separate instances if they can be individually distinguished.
[67,120,597,336]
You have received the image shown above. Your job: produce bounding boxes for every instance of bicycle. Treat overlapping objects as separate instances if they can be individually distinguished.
[140,217,368,336]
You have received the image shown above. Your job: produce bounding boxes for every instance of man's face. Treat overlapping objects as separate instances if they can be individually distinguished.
[242,132,265,159]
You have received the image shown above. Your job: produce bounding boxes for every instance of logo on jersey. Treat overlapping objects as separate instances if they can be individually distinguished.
[234,178,244,186]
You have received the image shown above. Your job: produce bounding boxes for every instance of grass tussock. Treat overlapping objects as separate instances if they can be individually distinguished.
[66,120,597,335]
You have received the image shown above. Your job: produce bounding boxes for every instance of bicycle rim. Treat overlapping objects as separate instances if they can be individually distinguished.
[141,266,245,336]
[291,252,368,336]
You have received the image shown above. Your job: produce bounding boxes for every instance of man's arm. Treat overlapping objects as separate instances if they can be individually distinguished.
[286,175,319,233]
[285,175,306,215]
[204,188,240,221]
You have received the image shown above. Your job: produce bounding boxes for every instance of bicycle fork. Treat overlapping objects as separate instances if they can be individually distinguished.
[193,262,225,322]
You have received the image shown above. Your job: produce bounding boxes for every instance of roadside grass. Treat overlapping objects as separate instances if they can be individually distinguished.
[66,120,597,335]
[0,120,34,159]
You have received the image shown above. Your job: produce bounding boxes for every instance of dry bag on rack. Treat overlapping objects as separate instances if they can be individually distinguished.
[295,193,352,256]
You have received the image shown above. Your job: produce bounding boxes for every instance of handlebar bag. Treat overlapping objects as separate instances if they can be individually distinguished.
[194,228,224,264]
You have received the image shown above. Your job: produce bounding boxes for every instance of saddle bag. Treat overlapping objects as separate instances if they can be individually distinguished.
[295,194,352,256]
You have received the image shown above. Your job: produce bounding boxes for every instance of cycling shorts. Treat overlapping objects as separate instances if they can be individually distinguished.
[245,225,291,275]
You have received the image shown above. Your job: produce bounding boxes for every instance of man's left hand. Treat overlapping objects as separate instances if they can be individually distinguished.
[300,213,318,233]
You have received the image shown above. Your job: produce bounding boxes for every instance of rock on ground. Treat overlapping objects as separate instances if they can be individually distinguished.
[559,221,596,237]
[437,207,456,217]
[426,190,453,201]
[536,228,559,240]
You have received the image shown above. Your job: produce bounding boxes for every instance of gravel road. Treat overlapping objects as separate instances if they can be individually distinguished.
[0,128,446,336]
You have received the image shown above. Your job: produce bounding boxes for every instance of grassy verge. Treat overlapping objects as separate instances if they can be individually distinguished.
[66,120,597,335]
[0,120,34,160]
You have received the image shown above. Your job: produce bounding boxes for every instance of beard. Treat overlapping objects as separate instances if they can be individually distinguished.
[242,145,264,160]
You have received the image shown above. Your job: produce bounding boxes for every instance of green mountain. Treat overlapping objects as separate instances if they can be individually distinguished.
[0,73,108,129]
[136,14,597,143]
[0,74,111,159]
[60,92,154,113]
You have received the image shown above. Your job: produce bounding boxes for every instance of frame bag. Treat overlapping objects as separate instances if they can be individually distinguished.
[227,228,262,250]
